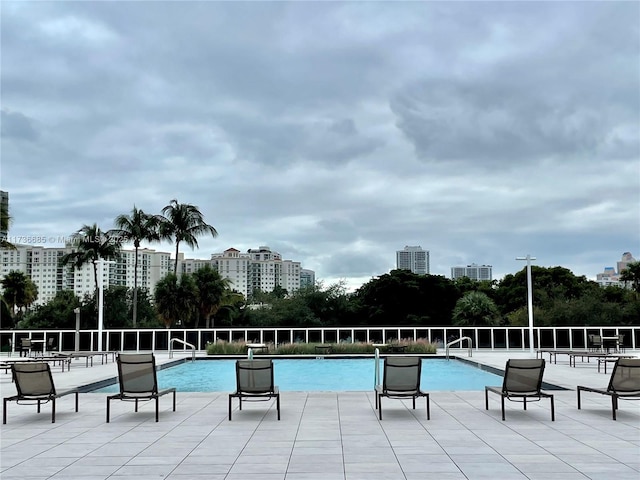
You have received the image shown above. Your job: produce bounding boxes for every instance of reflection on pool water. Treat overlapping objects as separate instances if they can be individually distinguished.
[95,358,503,393]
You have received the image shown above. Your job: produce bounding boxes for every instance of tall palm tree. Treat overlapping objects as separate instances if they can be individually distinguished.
[160,199,218,274]
[0,202,16,250]
[60,224,122,294]
[108,206,162,327]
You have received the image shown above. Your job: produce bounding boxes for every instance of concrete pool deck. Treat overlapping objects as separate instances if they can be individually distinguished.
[1,350,638,480]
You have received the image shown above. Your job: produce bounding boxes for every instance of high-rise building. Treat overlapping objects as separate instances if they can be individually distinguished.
[246,246,301,297]
[300,269,315,287]
[396,246,429,275]
[596,252,636,288]
[0,190,8,240]
[617,252,636,275]
[1,243,312,305]
[211,248,251,296]
[0,244,171,305]
[451,264,493,281]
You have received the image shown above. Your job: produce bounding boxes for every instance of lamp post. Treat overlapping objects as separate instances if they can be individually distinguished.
[95,258,115,352]
[516,254,536,356]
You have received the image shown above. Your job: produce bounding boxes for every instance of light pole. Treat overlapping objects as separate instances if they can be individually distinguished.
[516,254,536,356]
[95,258,116,352]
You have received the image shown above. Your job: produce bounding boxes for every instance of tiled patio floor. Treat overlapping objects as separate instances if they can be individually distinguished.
[1,351,639,480]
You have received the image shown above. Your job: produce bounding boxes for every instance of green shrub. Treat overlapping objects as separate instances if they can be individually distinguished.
[205,339,438,355]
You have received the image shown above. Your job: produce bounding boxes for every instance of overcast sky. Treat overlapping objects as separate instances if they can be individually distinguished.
[1,1,639,290]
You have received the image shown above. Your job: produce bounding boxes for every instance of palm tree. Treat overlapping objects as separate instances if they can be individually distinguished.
[0,270,38,316]
[0,201,16,250]
[108,206,162,327]
[154,273,198,328]
[452,291,501,326]
[620,261,640,294]
[192,265,232,328]
[60,224,122,294]
[160,199,218,274]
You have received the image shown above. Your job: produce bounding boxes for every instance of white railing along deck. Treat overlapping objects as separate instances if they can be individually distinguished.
[2,326,638,354]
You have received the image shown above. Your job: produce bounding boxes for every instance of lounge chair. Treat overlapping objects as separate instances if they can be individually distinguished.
[3,362,79,424]
[577,358,640,420]
[375,356,430,420]
[229,359,280,420]
[18,338,31,357]
[588,334,603,352]
[106,353,176,422]
[485,358,555,421]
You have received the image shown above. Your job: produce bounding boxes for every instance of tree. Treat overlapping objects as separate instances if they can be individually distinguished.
[19,290,81,329]
[192,265,231,328]
[160,199,218,274]
[108,206,162,327]
[60,224,121,294]
[154,273,198,328]
[0,201,16,250]
[452,291,501,326]
[620,261,640,294]
[0,270,38,316]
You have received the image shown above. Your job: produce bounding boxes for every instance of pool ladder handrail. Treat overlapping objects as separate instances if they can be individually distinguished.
[445,336,473,360]
[169,338,196,362]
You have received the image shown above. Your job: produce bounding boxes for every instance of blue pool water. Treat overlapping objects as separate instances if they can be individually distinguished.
[94,358,503,392]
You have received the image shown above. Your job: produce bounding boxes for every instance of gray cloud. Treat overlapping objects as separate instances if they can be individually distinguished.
[1,1,638,289]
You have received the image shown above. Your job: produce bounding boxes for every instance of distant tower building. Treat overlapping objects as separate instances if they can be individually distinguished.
[617,252,636,275]
[451,264,493,281]
[300,269,315,288]
[396,246,429,275]
[211,248,251,297]
[0,190,8,240]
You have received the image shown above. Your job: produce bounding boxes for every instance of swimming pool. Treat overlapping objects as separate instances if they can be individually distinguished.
[94,358,504,392]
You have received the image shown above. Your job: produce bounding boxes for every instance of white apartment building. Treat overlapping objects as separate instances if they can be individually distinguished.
[1,243,311,305]
[451,264,493,281]
[1,244,171,305]
[396,246,429,275]
[211,248,250,296]
[246,246,301,297]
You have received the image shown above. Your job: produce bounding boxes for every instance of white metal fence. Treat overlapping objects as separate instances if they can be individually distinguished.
[2,326,638,353]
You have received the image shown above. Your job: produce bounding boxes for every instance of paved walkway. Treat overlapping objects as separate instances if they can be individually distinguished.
[1,351,638,480]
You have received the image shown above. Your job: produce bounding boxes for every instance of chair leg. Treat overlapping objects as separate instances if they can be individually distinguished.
[523,397,527,411]
[155,397,159,422]
[412,397,416,410]
[550,395,555,421]
[106,398,111,423]
[135,399,138,412]
[501,395,506,421]
[52,398,56,423]
[426,395,430,420]
[577,389,582,410]
[228,395,233,421]
[3,399,7,424]
[276,394,281,420]
[612,395,617,421]
[172,391,176,411]
[378,395,383,420]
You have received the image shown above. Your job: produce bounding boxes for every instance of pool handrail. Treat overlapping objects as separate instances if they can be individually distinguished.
[446,336,473,360]
[169,338,196,362]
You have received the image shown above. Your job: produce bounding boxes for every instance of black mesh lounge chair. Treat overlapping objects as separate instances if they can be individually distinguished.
[588,334,603,352]
[229,359,280,420]
[18,338,31,357]
[106,353,176,423]
[375,356,430,420]
[485,358,555,421]
[3,362,79,424]
[577,358,640,420]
